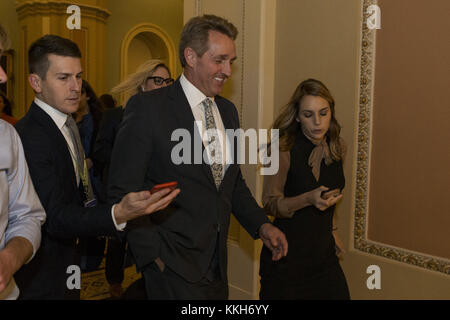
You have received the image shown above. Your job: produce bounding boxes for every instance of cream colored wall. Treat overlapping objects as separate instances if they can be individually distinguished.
[274,0,450,299]
[127,36,153,75]
[105,0,183,93]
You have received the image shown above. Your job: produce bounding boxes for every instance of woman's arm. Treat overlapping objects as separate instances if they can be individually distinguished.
[262,151,343,218]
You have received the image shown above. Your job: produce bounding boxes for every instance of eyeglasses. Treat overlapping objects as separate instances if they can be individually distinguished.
[146,76,174,86]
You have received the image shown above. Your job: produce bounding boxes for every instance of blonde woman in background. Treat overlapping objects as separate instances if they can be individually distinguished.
[94,59,173,299]
[110,59,174,105]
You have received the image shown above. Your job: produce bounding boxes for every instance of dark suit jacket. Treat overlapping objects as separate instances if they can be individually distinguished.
[14,102,119,299]
[107,79,270,284]
[92,106,124,203]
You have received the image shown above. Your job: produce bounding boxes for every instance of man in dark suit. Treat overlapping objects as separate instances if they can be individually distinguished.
[107,15,288,299]
[14,35,179,299]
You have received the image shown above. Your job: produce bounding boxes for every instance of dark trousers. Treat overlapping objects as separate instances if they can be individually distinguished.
[143,240,227,300]
[260,263,350,300]
[143,262,228,300]
[105,237,126,284]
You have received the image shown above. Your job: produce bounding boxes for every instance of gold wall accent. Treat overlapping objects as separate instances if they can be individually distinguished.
[354,0,450,275]
[15,0,110,116]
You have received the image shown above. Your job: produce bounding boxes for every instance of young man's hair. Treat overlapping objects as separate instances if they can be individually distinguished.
[179,14,238,68]
[28,34,81,79]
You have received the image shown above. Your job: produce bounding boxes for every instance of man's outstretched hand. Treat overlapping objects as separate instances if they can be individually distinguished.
[114,188,180,225]
[259,223,288,261]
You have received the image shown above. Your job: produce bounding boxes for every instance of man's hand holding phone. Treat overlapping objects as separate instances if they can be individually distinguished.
[114,182,180,225]
[150,181,178,193]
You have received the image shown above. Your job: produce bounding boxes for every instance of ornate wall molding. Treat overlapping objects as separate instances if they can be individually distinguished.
[16,1,110,23]
[238,0,246,126]
[354,0,449,275]
[195,0,202,16]
[120,23,177,83]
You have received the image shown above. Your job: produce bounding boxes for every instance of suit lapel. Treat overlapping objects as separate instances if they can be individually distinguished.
[215,97,234,131]
[29,103,78,190]
[168,80,216,189]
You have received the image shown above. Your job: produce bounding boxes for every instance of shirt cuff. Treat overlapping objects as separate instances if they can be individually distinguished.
[111,204,127,231]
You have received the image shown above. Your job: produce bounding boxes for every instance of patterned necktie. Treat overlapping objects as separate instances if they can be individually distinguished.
[65,115,84,173]
[65,115,94,200]
[202,98,223,189]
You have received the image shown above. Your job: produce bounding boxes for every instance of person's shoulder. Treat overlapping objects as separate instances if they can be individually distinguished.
[0,120,17,165]
[338,137,347,162]
[215,95,238,121]
[0,118,13,132]
[0,119,17,143]
[215,95,234,107]
[127,87,169,107]
[0,113,18,125]
[15,111,37,135]
[15,112,50,147]
[103,106,123,117]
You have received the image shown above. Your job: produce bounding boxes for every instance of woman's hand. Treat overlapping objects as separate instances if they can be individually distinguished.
[307,186,343,211]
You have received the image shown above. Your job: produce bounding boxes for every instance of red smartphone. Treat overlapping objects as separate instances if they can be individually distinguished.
[150,181,178,193]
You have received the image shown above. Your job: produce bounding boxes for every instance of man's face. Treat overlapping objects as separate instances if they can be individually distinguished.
[30,54,82,114]
[188,30,236,97]
[0,44,7,84]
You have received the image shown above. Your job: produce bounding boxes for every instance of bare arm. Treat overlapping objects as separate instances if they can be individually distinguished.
[0,237,33,293]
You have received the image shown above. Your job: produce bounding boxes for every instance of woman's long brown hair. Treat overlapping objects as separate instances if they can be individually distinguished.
[268,78,344,161]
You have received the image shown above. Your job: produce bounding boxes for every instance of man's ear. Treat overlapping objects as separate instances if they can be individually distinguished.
[184,47,197,68]
[29,74,42,93]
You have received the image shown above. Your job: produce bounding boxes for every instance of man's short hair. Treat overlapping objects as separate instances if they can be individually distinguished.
[0,24,10,52]
[179,14,238,68]
[28,34,81,79]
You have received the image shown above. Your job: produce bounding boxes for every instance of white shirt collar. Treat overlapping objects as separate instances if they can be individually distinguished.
[179,73,215,109]
[34,97,68,130]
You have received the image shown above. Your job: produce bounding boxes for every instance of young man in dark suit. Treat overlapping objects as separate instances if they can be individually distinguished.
[107,15,288,299]
[14,35,179,299]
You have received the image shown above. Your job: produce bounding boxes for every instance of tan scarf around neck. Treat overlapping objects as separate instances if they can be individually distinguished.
[302,128,333,181]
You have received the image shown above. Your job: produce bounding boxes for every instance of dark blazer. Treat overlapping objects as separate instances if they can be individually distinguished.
[92,106,124,203]
[14,102,118,299]
[107,79,270,284]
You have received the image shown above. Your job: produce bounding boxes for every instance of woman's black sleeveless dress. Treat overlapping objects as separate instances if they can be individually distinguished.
[259,131,350,299]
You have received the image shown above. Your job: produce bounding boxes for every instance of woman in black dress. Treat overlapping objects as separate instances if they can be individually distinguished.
[259,78,349,300]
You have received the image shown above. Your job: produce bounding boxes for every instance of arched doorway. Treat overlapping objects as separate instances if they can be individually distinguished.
[121,23,177,81]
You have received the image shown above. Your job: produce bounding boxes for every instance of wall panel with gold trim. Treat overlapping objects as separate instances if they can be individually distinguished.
[354,0,450,275]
